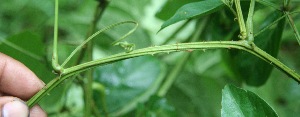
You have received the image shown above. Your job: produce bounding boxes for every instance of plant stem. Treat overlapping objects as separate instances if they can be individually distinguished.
[222,0,237,16]
[157,53,190,97]
[92,82,108,116]
[52,0,61,72]
[287,0,291,6]
[284,0,291,7]
[92,101,102,117]
[83,1,109,117]
[83,72,93,117]
[27,41,300,108]
[235,0,247,40]
[27,0,300,114]
[254,14,285,37]
[84,7,98,117]
[27,76,66,108]
[285,12,300,45]
[63,41,300,83]
[74,1,109,67]
[61,21,137,67]
[254,11,300,38]
[246,0,255,43]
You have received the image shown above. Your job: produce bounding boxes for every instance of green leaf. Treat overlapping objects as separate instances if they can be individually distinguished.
[134,95,176,117]
[221,85,278,117]
[256,0,281,10]
[155,0,200,20]
[63,83,84,116]
[224,11,286,86]
[200,11,237,41]
[166,70,226,117]
[93,56,165,116]
[158,0,224,32]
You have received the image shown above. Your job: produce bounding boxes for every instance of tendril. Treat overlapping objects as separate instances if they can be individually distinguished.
[61,21,138,67]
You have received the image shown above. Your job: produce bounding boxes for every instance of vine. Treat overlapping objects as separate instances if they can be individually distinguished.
[27,0,300,114]
[28,40,300,108]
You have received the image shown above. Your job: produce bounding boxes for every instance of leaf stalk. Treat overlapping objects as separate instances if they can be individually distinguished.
[235,0,247,40]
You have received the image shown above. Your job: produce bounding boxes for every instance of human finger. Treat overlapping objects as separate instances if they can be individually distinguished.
[30,105,47,117]
[0,52,45,99]
[0,97,29,117]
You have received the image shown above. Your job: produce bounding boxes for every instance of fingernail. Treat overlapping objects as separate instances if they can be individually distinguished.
[1,99,29,117]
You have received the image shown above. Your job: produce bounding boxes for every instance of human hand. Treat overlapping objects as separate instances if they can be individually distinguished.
[0,53,47,117]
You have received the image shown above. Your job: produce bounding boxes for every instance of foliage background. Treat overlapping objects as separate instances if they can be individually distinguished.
[0,0,300,116]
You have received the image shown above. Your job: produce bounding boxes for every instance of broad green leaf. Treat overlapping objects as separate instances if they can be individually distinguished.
[199,10,237,41]
[0,0,52,37]
[245,70,300,117]
[166,70,226,117]
[221,85,278,117]
[155,0,200,20]
[224,11,286,86]
[93,56,165,116]
[158,0,224,32]
[108,0,150,20]
[134,95,176,117]
[63,83,84,116]
[256,0,281,10]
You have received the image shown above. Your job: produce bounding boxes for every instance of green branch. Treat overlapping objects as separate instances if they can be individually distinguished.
[27,40,300,108]
[62,41,300,84]
[27,76,66,108]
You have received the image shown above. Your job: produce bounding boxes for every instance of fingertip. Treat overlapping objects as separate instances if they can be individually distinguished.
[30,105,47,117]
[0,97,29,117]
[0,53,45,99]
[2,98,29,117]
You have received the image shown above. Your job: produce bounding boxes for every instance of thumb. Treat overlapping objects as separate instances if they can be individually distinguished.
[0,97,29,117]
